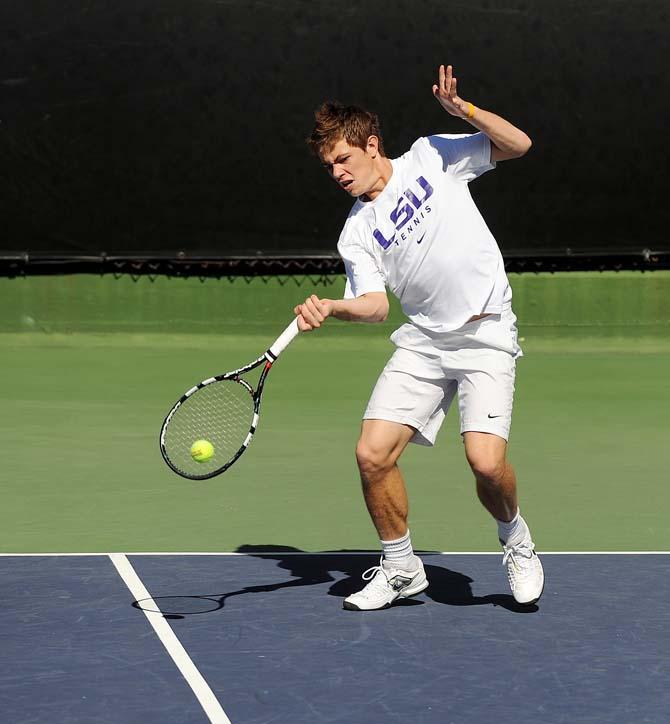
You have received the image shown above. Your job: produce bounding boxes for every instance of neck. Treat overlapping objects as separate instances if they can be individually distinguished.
[361,157,393,202]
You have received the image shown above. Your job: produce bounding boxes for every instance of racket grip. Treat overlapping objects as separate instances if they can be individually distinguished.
[267,318,300,359]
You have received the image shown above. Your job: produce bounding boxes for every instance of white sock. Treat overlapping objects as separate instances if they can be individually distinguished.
[381,529,416,569]
[497,510,528,546]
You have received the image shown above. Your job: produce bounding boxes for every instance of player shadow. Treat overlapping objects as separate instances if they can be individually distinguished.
[132,545,537,617]
[243,545,538,613]
[420,563,538,612]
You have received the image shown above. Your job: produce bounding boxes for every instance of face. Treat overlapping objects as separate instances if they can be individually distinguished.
[319,136,378,198]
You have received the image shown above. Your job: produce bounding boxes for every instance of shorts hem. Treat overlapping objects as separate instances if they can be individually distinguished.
[460,422,510,442]
[363,409,436,447]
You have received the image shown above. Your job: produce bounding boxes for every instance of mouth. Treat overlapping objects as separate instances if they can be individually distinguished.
[340,179,354,191]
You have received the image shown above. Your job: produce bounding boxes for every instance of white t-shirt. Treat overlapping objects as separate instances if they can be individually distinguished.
[337,132,512,335]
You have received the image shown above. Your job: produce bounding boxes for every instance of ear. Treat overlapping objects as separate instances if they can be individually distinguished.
[366,135,380,157]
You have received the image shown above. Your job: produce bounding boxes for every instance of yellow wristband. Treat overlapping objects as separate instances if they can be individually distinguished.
[467,103,476,119]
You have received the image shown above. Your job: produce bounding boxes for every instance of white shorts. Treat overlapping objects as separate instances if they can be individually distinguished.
[363,307,522,445]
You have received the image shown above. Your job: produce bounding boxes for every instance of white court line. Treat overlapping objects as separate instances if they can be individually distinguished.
[0,551,669,556]
[109,553,231,724]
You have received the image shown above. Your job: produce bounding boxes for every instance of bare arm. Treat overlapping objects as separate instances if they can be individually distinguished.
[432,64,531,161]
[294,292,389,331]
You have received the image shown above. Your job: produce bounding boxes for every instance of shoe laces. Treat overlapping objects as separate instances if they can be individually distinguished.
[502,540,536,585]
[358,560,392,598]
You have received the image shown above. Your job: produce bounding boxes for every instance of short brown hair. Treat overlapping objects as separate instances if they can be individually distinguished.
[307,101,385,158]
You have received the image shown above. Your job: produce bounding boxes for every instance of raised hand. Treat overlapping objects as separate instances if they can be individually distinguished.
[432,64,471,118]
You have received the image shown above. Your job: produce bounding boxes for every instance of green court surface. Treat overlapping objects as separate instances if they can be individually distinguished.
[1,273,669,553]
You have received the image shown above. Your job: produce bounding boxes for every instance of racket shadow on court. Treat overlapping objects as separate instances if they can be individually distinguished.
[131,544,537,617]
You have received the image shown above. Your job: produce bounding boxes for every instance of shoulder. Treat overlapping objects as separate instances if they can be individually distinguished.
[424,132,489,161]
[397,132,487,160]
[411,133,494,179]
[337,203,373,254]
[401,136,433,164]
[401,135,463,170]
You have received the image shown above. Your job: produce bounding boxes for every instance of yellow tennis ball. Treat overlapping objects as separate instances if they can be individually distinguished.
[190,439,214,463]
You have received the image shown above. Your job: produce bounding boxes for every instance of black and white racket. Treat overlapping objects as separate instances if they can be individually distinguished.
[160,318,300,480]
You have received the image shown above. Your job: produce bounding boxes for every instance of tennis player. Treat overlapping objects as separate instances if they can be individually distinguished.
[296,64,544,609]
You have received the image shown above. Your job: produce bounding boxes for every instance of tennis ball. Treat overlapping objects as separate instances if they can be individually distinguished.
[190,439,214,463]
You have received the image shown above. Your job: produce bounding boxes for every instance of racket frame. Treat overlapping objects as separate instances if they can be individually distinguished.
[159,349,277,480]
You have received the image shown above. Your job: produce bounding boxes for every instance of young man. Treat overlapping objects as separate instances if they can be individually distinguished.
[295,65,544,610]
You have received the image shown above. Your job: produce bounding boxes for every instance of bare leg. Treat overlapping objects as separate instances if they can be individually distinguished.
[344,420,429,610]
[463,431,518,522]
[355,419,417,540]
[463,431,544,605]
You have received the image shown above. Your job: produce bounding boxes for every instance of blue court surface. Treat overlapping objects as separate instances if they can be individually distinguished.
[2,552,669,724]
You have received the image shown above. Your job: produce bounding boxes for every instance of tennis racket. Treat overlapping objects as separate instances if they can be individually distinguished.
[159,318,300,480]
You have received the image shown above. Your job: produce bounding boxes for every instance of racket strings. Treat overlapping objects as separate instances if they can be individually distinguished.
[163,379,255,476]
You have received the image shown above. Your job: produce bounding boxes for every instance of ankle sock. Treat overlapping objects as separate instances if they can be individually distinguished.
[497,510,528,546]
[380,529,416,569]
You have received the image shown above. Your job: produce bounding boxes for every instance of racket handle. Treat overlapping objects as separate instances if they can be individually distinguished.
[267,318,300,359]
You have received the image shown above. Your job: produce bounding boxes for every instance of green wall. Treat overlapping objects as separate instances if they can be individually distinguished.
[1,272,669,337]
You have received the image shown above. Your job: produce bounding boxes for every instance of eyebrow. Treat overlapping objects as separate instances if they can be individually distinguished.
[322,153,350,167]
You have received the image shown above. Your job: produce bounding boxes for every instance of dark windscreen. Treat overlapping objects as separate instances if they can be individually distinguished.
[1,0,667,257]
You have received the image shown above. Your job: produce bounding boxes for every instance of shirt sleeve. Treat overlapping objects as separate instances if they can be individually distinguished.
[338,238,386,300]
[423,132,496,182]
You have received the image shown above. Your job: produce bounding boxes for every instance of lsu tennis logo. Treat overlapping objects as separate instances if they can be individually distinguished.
[373,176,434,250]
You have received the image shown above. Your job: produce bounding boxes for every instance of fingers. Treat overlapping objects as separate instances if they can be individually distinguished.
[294,304,312,331]
[296,313,312,332]
[435,64,456,97]
[303,295,325,327]
[295,294,328,331]
[445,64,452,93]
[438,64,453,88]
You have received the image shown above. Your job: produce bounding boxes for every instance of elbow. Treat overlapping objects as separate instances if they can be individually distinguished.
[518,134,532,157]
[369,297,389,323]
[360,292,389,323]
[376,301,390,323]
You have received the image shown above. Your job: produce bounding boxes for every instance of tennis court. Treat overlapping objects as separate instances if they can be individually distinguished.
[2,273,669,722]
[3,0,669,718]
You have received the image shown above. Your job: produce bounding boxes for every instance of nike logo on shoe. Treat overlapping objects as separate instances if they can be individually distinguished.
[390,575,413,592]
[342,559,428,610]
[488,413,503,419]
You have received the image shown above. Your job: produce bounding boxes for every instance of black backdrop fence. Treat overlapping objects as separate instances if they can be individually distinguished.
[1,0,669,274]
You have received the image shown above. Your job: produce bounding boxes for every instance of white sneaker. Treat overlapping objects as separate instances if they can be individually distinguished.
[343,556,428,611]
[501,537,545,605]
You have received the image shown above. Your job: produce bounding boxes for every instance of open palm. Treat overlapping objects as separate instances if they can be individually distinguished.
[432,64,468,117]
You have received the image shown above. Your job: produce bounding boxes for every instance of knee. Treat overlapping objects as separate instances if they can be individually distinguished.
[467,452,506,485]
[355,440,396,479]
